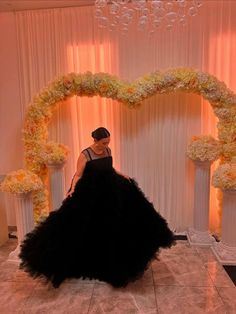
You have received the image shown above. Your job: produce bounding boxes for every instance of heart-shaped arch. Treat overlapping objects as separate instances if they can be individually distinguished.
[22,68,236,219]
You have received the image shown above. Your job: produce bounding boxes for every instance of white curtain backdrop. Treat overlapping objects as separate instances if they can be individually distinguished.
[200,1,236,233]
[14,1,236,233]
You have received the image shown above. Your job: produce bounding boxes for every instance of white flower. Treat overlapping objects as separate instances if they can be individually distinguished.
[187,135,222,162]
[212,163,236,190]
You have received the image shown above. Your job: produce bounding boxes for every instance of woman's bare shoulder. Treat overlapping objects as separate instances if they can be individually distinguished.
[80,149,90,161]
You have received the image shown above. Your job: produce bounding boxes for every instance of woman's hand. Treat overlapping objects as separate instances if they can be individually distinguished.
[123,174,131,182]
[66,189,74,198]
[114,168,131,182]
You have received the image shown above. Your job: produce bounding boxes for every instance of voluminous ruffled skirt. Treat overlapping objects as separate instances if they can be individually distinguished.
[19,171,175,288]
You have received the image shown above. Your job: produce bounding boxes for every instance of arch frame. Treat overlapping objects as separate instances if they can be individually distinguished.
[22,68,236,220]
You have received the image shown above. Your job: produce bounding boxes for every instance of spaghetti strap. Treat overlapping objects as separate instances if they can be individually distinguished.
[86,148,92,161]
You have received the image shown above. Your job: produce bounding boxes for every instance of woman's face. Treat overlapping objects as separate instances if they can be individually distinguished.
[95,137,110,150]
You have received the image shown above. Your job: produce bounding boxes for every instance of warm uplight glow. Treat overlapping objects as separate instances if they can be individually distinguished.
[66,43,121,170]
[204,29,236,234]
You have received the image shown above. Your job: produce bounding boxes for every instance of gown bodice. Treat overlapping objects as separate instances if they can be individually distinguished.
[82,147,113,175]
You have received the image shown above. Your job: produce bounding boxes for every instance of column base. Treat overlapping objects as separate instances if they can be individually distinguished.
[187,227,216,247]
[211,241,236,265]
[7,245,20,264]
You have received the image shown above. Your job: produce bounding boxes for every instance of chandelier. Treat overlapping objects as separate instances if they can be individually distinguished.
[95,0,204,34]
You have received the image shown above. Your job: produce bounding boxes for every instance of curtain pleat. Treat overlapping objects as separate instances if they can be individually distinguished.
[15,1,236,232]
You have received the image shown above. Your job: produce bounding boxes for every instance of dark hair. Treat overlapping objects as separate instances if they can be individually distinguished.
[91,127,110,141]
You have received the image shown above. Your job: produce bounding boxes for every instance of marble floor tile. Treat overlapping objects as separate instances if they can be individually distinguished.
[88,283,157,314]
[0,255,6,265]
[0,281,37,314]
[195,246,219,263]
[12,268,39,283]
[152,255,213,287]
[217,287,236,314]
[158,241,198,260]
[130,266,154,287]
[0,261,19,282]
[194,246,235,287]
[0,239,235,314]
[0,260,39,284]
[204,260,235,288]
[0,239,18,265]
[0,239,18,253]
[21,282,94,314]
[154,285,226,314]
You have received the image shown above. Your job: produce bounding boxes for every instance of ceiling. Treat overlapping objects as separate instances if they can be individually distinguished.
[0,0,95,12]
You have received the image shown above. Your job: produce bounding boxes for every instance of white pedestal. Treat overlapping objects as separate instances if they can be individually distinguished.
[211,190,236,265]
[187,160,215,246]
[187,228,215,247]
[47,163,65,211]
[8,193,34,263]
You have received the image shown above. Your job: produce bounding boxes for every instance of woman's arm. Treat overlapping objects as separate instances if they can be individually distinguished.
[67,153,87,197]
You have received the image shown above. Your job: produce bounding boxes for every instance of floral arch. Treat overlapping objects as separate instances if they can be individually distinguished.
[3,68,236,221]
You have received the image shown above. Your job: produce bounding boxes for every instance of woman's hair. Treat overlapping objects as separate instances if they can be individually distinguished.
[91,127,110,141]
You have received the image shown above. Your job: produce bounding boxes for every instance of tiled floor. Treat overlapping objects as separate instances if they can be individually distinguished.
[0,239,235,314]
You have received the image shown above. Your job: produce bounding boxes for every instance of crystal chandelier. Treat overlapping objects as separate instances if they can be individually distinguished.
[95,0,204,34]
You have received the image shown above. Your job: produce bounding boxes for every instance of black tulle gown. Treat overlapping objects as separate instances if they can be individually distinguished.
[19,147,175,288]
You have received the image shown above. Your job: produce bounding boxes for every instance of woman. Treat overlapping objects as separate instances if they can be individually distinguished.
[19,127,175,288]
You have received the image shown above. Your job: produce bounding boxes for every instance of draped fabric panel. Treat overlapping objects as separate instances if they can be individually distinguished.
[200,1,236,233]
[14,1,236,232]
